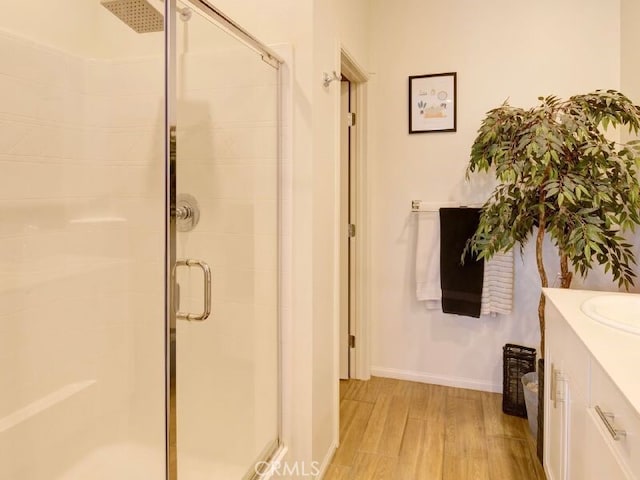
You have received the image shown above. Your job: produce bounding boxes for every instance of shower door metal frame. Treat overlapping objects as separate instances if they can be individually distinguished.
[164,1,284,479]
[183,0,283,65]
[164,1,177,479]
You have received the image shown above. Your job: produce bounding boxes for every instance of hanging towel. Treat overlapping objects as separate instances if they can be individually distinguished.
[415,209,441,309]
[439,208,484,318]
[481,251,514,316]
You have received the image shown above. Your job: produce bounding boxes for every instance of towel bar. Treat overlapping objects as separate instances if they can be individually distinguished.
[411,199,481,212]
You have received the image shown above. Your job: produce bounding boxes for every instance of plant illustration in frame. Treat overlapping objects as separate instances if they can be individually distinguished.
[409,72,457,133]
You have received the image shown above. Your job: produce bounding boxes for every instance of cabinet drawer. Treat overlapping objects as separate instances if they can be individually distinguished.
[582,408,634,480]
[591,360,640,478]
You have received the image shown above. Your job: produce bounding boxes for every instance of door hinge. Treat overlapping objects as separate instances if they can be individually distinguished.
[261,54,280,69]
[348,224,356,237]
[347,112,356,127]
[349,335,356,348]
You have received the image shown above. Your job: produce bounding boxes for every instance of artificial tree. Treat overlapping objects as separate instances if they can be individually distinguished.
[465,90,640,355]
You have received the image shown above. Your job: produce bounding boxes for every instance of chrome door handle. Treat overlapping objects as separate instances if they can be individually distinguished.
[595,405,626,441]
[174,259,212,321]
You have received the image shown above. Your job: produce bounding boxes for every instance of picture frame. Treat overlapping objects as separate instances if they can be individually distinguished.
[408,72,457,134]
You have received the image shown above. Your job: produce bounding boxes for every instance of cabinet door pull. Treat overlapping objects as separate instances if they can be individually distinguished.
[550,363,556,407]
[595,405,626,441]
[550,364,563,408]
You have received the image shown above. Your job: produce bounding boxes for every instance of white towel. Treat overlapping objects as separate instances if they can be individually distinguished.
[480,251,514,315]
[415,210,441,309]
[415,207,514,315]
[415,205,514,316]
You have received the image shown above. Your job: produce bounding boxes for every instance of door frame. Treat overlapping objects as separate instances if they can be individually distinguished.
[339,78,351,380]
[338,49,370,381]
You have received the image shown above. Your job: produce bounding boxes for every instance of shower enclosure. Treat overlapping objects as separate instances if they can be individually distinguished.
[0,1,282,478]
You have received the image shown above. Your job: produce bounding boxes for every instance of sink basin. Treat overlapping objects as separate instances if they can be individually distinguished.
[581,294,640,335]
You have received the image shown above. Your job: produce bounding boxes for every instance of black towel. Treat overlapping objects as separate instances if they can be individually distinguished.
[439,208,484,318]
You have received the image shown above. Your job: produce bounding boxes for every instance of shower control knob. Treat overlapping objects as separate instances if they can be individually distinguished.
[175,193,200,232]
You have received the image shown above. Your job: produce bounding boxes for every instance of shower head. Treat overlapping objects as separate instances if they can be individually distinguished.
[101,0,164,33]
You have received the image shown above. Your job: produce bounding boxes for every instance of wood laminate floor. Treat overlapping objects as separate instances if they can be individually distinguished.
[325,377,546,480]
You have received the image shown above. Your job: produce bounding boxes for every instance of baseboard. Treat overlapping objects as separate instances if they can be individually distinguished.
[370,366,501,393]
[316,442,337,479]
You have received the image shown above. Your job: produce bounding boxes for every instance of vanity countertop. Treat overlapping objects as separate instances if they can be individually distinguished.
[543,287,640,416]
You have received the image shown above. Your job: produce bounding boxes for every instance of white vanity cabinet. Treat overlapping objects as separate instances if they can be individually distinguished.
[544,290,640,480]
[545,300,591,480]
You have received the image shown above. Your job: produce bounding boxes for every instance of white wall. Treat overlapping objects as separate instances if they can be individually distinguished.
[621,0,640,152]
[619,2,640,304]
[310,0,337,470]
[622,0,640,105]
[336,0,371,68]
[368,0,622,391]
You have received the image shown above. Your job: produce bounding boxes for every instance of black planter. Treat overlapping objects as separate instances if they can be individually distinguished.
[537,358,544,464]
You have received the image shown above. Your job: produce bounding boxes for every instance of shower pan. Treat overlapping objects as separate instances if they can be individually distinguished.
[0,1,282,479]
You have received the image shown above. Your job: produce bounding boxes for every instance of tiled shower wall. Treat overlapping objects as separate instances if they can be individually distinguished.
[0,29,166,479]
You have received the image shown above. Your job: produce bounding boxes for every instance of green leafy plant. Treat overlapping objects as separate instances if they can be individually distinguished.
[465,90,640,354]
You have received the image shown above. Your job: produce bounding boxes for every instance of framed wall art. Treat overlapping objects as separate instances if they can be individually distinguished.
[409,72,457,133]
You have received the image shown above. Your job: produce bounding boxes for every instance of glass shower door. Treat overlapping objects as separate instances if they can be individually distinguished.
[170,2,280,478]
